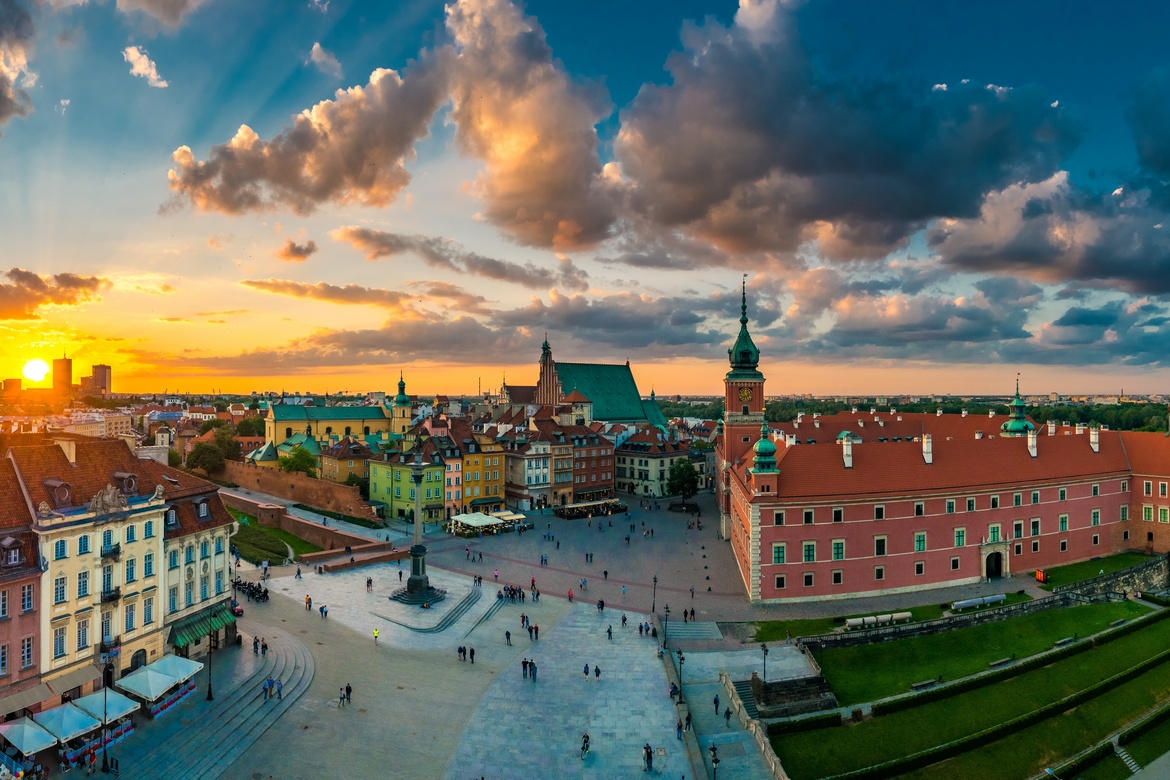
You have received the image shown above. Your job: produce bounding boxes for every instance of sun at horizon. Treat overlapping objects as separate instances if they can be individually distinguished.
[22,359,50,383]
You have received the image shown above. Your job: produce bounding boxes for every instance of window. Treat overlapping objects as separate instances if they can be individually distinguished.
[144,521,154,539]
[1093,534,1100,546]
[21,637,32,668]
[144,553,154,578]
[78,535,90,555]
[1121,505,1129,522]
[966,498,976,512]
[803,573,814,587]
[166,509,177,526]
[53,576,66,605]
[53,627,65,659]
[832,540,845,561]
[1015,543,1022,556]
[125,603,135,632]
[875,566,885,581]
[991,496,1000,509]
[1013,521,1023,540]
[185,545,195,565]
[832,507,843,523]
[951,556,960,570]
[215,536,224,554]
[773,511,784,526]
[914,502,925,517]
[874,537,887,557]
[914,532,927,553]
[77,571,89,598]
[874,505,885,520]
[1032,540,1040,553]
[126,558,136,583]
[832,570,843,585]
[215,571,223,595]
[200,541,209,559]
[0,591,6,618]
[53,540,67,560]
[1124,530,1130,541]
[0,645,6,675]
[1144,481,1152,496]
[1059,487,1067,501]
[144,597,154,625]
[954,529,966,548]
[21,584,33,613]
[946,500,955,514]
[1031,519,1041,537]
[1014,493,1022,507]
[803,509,814,525]
[77,619,89,651]
[1031,491,1040,505]
[803,542,816,563]
[1161,507,1170,524]
[168,587,177,614]
[101,565,112,593]
[197,502,209,518]
[102,530,112,549]
[775,575,786,590]
[1093,484,1100,497]
[771,544,786,565]
[1091,509,1100,527]
[1060,539,1068,553]
[169,550,179,569]
[125,525,136,543]
[1122,480,1129,493]
[915,561,925,576]
[200,576,209,602]
[1144,506,1154,522]
[1058,515,1068,532]
[185,581,193,607]
[989,524,1001,543]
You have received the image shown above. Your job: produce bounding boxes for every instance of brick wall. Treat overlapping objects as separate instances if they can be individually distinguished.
[219,493,372,552]
[222,460,376,519]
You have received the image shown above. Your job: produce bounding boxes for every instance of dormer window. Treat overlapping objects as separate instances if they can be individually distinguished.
[43,479,72,509]
[112,472,138,496]
[196,500,209,519]
[166,509,178,527]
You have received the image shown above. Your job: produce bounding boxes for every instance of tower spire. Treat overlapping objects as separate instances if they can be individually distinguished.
[727,275,762,379]
[741,273,748,326]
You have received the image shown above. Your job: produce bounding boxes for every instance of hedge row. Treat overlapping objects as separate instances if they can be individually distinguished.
[871,607,1170,716]
[766,711,841,737]
[1118,698,1170,745]
[1142,593,1170,608]
[291,503,384,529]
[827,646,1170,779]
[1051,742,1117,778]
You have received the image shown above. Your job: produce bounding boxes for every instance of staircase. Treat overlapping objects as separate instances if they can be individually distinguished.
[732,679,760,720]
[123,618,315,780]
[1115,744,1142,774]
[373,587,481,634]
[664,621,723,641]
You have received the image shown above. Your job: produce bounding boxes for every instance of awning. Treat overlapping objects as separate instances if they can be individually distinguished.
[0,717,57,755]
[72,689,140,724]
[146,654,203,684]
[46,663,102,695]
[115,667,177,703]
[469,497,499,506]
[168,601,237,649]
[449,512,503,528]
[32,703,101,743]
[0,683,51,718]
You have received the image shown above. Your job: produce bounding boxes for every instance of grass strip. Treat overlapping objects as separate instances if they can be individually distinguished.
[773,612,1170,779]
[1038,551,1152,590]
[291,503,384,529]
[820,600,1149,705]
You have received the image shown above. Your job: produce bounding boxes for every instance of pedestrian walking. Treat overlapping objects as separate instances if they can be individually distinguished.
[690,586,695,599]
[603,569,608,579]
[534,625,539,640]
[366,576,373,592]
[319,605,325,618]
[262,677,270,700]
[339,687,346,707]
[714,694,720,714]
[584,663,590,681]
[373,628,379,644]
[253,636,259,655]
[479,551,483,560]
[261,639,268,657]
[505,630,512,646]
[690,608,695,621]
[494,568,499,581]
[345,683,352,704]
[622,614,627,627]
[323,605,329,618]
[276,678,283,700]
[683,610,688,624]
[725,706,732,727]
[685,712,691,732]
[530,660,538,682]
[305,595,311,611]
[522,658,529,678]
[607,625,612,640]
[594,664,600,681]
[676,719,683,740]
[399,570,403,582]
[527,625,534,640]
[639,623,644,637]
[470,647,475,664]
[295,566,302,579]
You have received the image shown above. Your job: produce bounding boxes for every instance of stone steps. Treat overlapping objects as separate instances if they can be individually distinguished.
[732,679,760,720]
[463,594,508,638]
[373,587,482,634]
[665,621,723,641]
[1115,744,1142,774]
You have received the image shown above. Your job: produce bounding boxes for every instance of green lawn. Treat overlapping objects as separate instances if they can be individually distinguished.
[228,509,296,564]
[1075,755,1136,780]
[773,609,1170,779]
[1039,551,1152,590]
[754,604,948,642]
[819,600,1149,705]
[1124,711,1170,766]
[902,649,1170,780]
[260,526,323,558]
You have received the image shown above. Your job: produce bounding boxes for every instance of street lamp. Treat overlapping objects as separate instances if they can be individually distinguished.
[206,630,215,701]
[676,649,685,703]
[761,643,769,682]
[652,575,658,614]
[710,745,720,780]
[663,605,670,649]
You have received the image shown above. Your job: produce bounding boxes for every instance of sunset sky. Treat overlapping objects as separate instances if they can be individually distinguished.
[3,0,1170,397]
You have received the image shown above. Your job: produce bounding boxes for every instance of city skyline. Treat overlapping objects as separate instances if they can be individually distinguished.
[4,0,1170,395]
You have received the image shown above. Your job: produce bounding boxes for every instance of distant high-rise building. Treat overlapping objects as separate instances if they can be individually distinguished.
[52,356,72,399]
[91,364,112,395]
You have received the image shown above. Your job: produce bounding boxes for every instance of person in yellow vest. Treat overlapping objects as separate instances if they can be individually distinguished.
[373,628,379,645]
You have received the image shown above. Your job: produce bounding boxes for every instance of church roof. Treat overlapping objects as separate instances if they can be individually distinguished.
[553,362,666,425]
[269,405,389,422]
[727,278,763,381]
[563,389,591,403]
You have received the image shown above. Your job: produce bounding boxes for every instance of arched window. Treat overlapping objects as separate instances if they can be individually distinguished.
[325,427,332,435]
[345,426,351,436]
[364,426,370,435]
[285,427,292,439]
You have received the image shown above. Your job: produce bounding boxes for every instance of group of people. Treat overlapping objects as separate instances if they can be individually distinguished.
[261,675,282,701]
[456,646,475,663]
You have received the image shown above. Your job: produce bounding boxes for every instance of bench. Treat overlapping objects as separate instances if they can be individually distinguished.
[1054,636,1076,646]
[911,679,936,690]
[988,657,1014,668]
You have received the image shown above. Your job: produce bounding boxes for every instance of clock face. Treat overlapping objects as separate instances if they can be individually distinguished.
[739,387,753,402]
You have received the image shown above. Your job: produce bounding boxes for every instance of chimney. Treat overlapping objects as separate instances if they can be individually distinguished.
[988,410,995,418]
[1027,429,1038,458]
[961,409,968,417]
[54,437,76,464]
[936,409,943,417]
[851,406,858,413]
[1076,423,1087,435]
[891,407,896,414]
[1090,426,1100,454]
[842,438,853,469]
[814,420,820,428]
[870,407,876,414]
[897,415,902,421]
[922,434,933,465]
[1047,420,1056,436]
[786,434,796,447]
[975,430,983,440]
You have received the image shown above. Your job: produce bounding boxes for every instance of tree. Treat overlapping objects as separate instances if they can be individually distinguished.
[212,400,229,412]
[248,400,261,410]
[199,418,229,435]
[187,442,225,474]
[167,449,182,468]
[214,427,241,461]
[345,472,369,500]
[235,416,265,437]
[666,459,699,503]
[278,446,317,478]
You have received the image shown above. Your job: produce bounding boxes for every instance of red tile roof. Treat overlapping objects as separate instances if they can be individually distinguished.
[1119,430,1170,476]
[769,410,1041,444]
[0,460,32,528]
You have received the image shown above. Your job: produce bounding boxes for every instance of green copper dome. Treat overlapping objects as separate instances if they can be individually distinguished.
[727,278,764,381]
[394,372,410,407]
[1000,376,1035,437]
[752,422,779,472]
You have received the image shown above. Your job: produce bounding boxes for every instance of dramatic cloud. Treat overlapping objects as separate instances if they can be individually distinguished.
[614,0,1079,259]
[0,0,35,131]
[123,45,168,88]
[166,51,452,214]
[274,238,318,261]
[0,268,109,319]
[445,0,616,249]
[113,0,209,28]
[239,279,416,313]
[308,42,341,78]
[332,226,590,290]
[407,280,491,315]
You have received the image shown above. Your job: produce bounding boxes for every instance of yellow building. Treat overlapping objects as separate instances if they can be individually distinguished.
[459,432,506,514]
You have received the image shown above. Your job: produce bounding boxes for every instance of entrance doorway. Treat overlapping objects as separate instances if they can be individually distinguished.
[986,552,1004,579]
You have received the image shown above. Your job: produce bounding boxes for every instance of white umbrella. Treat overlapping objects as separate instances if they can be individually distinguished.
[146,654,203,683]
[32,703,101,743]
[0,717,57,755]
[72,689,140,724]
[115,667,178,702]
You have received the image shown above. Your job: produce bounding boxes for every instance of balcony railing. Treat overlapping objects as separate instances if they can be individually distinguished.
[100,544,121,560]
[99,636,121,653]
[100,587,121,604]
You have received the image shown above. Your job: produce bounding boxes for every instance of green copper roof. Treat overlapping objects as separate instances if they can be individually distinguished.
[393,372,410,406]
[727,278,764,381]
[752,423,779,473]
[278,433,321,456]
[1000,376,1035,437]
[550,362,665,424]
[269,405,390,422]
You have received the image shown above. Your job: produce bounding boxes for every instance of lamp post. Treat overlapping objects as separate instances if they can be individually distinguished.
[206,630,215,701]
[761,642,769,682]
[652,575,658,615]
[663,605,670,649]
[710,744,720,780]
[676,649,685,703]
[407,450,431,595]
